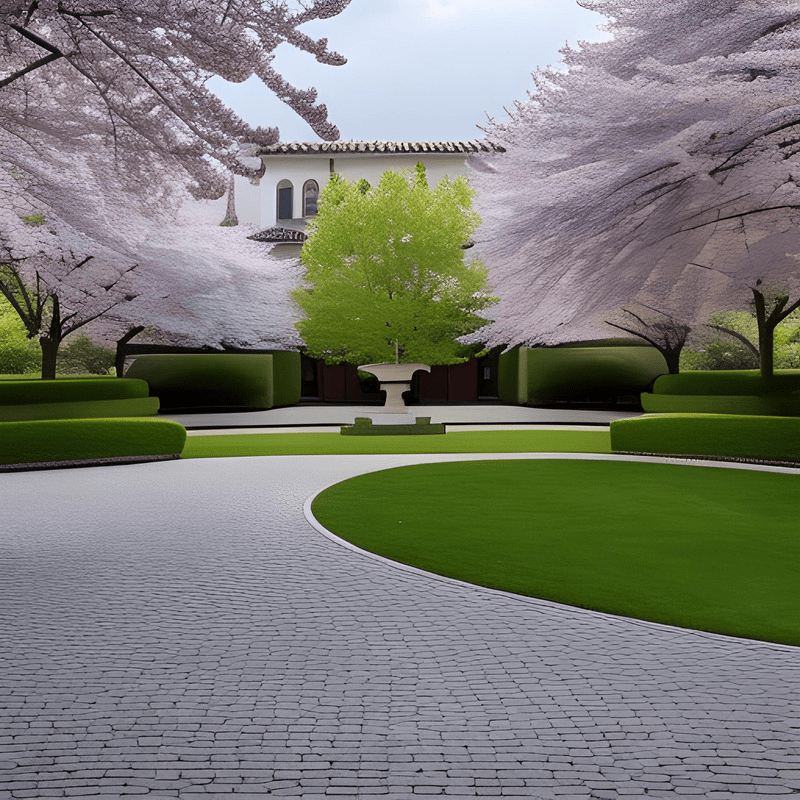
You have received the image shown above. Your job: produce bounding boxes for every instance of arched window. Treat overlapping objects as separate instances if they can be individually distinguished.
[276,179,293,220]
[303,179,319,217]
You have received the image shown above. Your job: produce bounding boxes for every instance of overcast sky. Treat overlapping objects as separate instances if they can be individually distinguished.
[209,0,610,144]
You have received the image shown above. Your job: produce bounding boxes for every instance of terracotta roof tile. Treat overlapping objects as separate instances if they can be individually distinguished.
[257,140,498,156]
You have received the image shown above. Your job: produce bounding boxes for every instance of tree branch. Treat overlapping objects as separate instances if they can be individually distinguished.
[706,324,760,357]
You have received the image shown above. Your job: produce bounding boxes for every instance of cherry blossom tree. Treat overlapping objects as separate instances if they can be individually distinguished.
[472,0,800,379]
[1,1,349,373]
[0,182,138,378]
[1,1,349,197]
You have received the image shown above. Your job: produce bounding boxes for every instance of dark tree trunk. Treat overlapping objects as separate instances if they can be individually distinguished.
[753,287,775,382]
[39,295,63,380]
[39,335,60,380]
[115,326,145,377]
[663,347,682,375]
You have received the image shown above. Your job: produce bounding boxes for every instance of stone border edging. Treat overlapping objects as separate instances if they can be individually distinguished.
[303,451,800,653]
[0,452,181,473]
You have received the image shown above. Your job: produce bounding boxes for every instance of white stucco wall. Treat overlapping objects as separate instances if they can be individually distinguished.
[209,148,474,230]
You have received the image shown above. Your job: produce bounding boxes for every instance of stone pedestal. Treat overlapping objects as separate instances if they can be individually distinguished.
[358,363,431,416]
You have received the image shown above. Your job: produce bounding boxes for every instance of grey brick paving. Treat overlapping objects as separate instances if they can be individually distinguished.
[2,453,800,799]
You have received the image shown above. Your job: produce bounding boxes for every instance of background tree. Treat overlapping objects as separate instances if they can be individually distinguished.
[293,164,496,366]
[0,294,40,374]
[472,0,800,379]
[682,306,800,371]
[0,212,137,379]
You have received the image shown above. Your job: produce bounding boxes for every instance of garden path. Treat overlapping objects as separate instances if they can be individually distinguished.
[2,451,799,799]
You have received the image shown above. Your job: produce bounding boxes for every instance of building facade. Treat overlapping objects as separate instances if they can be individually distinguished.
[224,140,501,403]
[230,140,494,232]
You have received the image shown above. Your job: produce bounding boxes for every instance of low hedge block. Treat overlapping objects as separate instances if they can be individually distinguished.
[610,413,800,462]
[0,417,187,467]
[641,393,800,417]
[271,351,302,408]
[0,396,160,422]
[653,370,800,396]
[125,352,301,410]
[498,342,667,405]
[0,377,149,405]
[340,417,445,436]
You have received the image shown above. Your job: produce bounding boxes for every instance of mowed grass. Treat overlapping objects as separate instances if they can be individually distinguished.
[312,459,800,646]
[181,428,612,458]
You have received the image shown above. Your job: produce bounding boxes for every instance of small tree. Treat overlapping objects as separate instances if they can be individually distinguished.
[0,212,137,379]
[293,164,496,366]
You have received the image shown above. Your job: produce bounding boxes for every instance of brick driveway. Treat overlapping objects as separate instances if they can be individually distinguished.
[2,454,799,798]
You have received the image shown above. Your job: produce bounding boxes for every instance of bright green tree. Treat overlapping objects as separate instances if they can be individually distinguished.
[293,164,496,365]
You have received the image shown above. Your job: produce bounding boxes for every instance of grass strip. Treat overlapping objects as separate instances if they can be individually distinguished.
[312,459,800,646]
[181,429,611,458]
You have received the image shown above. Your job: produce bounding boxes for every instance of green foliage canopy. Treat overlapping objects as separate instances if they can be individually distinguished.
[0,294,40,374]
[293,164,496,365]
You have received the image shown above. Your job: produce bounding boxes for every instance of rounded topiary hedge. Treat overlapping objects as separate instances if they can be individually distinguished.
[652,370,800,396]
[0,417,187,469]
[640,393,800,417]
[610,413,800,463]
[0,397,160,422]
[0,377,149,405]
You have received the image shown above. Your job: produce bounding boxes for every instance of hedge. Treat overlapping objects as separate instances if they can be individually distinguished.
[0,418,187,468]
[0,377,149,405]
[610,413,800,462]
[125,352,301,410]
[499,341,667,405]
[0,397,160,422]
[641,393,800,417]
[652,370,800,396]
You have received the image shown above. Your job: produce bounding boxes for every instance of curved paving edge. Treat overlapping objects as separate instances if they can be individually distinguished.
[304,451,800,655]
[2,452,800,799]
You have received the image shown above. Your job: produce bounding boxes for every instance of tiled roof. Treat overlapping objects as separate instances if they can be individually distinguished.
[257,140,499,156]
[247,226,308,244]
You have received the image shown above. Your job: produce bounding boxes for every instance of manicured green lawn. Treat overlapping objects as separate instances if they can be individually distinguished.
[181,428,611,458]
[312,459,800,646]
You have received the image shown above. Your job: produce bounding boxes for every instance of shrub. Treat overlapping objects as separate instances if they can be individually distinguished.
[0,296,40,374]
[0,377,149,405]
[610,413,800,462]
[58,335,115,375]
[125,352,301,409]
[0,417,186,467]
[652,370,800,396]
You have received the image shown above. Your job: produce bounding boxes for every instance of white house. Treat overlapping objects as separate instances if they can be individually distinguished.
[226,140,495,250]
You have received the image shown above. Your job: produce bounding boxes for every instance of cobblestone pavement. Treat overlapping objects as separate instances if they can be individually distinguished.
[2,454,800,799]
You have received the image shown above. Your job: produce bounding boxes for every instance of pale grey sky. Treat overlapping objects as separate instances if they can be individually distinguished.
[209,0,610,144]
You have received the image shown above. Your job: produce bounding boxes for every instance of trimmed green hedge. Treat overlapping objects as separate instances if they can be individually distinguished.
[125,352,301,409]
[641,393,800,416]
[0,396,160,422]
[0,377,149,405]
[271,351,302,408]
[499,341,667,405]
[652,370,800,396]
[0,418,187,467]
[610,413,800,462]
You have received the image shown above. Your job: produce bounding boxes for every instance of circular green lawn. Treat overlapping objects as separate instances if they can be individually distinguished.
[312,458,800,646]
